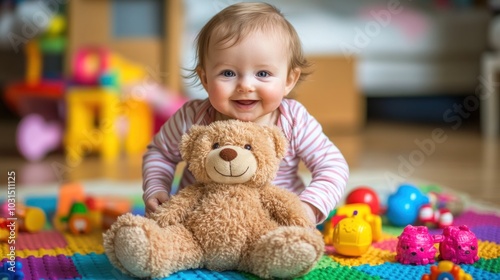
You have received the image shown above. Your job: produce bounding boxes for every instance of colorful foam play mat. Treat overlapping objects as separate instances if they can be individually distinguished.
[1,178,499,279]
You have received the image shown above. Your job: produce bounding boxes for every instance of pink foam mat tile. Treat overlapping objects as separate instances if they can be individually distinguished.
[17,230,67,250]
[372,238,398,252]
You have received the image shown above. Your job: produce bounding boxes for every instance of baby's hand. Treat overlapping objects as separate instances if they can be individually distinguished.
[301,201,319,226]
[145,192,169,216]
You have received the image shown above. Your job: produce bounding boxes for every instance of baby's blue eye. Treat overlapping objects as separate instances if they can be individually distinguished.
[256,71,269,78]
[222,70,235,77]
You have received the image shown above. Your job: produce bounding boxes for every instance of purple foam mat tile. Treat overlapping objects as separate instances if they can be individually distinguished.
[17,230,67,250]
[2,255,81,280]
[471,225,500,244]
[453,210,500,227]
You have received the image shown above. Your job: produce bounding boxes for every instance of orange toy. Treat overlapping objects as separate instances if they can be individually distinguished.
[422,260,473,280]
[53,183,86,231]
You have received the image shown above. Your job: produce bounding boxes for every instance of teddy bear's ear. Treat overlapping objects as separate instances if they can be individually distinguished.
[180,125,205,162]
[264,126,288,160]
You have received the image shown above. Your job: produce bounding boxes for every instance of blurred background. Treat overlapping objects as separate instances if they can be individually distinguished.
[0,0,498,207]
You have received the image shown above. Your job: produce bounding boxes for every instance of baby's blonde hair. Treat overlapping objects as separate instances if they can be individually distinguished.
[188,2,311,85]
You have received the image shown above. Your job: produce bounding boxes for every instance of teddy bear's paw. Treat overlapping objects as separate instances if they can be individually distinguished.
[103,214,163,278]
[114,226,153,278]
[248,226,324,279]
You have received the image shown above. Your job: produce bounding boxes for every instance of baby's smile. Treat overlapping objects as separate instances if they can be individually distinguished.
[233,100,258,109]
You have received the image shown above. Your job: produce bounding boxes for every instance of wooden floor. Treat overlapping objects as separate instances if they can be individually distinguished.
[1,120,499,208]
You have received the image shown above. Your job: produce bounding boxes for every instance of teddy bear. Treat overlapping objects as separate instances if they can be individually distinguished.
[103,120,325,279]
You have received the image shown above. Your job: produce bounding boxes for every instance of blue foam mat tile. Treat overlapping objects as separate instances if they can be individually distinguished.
[160,269,248,280]
[70,253,131,279]
[461,263,500,280]
[354,262,433,280]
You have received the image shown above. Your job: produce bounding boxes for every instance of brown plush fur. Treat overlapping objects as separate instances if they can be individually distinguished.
[103,120,324,279]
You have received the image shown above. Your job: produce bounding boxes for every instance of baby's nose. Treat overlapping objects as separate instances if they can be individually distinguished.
[237,77,255,93]
[219,148,237,161]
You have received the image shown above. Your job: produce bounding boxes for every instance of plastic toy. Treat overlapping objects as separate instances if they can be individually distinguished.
[85,195,132,230]
[65,85,155,161]
[0,217,16,242]
[418,204,453,229]
[332,210,372,257]
[61,202,92,235]
[439,225,479,264]
[324,203,382,244]
[0,260,24,280]
[0,202,46,233]
[346,186,381,214]
[420,184,466,216]
[122,98,153,155]
[73,47,146,86]
[25,40,42,85]
[386,184,430,227]
[65,87,121,162]
[3,36,66,162]
[65,47,155,162]
[16,114,62,161]
[396,225,442,265]
[101,207,128,230]
[16,205,46,233]
[55,183,86,218]
[421,260,473,280]
[53,183,86,231]
[73,48,110,85]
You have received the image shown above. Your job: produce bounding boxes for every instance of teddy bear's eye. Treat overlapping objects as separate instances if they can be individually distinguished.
[471,246,476,250]
[458,246,461,250]
[212,143,220,149]
[244,144,252,150]
[420,248,424,252]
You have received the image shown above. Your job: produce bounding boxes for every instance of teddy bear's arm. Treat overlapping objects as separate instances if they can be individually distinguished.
[151,184,203,227]
[260,185,313,228]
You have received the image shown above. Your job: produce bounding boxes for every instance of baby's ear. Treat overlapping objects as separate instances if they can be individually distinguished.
[180,125,205,162]
[264,126,288,160]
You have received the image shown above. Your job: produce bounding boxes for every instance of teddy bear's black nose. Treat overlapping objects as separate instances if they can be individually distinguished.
[219,148,237,161]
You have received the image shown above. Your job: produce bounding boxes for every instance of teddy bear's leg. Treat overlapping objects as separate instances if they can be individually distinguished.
[103,213,203,278]
[241,226,324,279]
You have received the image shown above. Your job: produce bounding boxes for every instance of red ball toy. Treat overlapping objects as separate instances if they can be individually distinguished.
[346,186,380,214]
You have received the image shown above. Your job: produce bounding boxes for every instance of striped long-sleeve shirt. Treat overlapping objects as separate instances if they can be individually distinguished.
[142,98,349,223]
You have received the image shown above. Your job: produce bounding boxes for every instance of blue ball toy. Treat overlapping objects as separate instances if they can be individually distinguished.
[386,184,429,227]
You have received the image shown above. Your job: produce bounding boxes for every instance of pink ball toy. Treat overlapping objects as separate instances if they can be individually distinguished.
[439,225,479,264]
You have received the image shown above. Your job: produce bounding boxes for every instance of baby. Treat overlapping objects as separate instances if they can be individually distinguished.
[143,2,349,224]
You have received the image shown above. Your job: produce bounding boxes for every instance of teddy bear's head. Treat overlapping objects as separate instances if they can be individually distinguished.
[180,120,287,188]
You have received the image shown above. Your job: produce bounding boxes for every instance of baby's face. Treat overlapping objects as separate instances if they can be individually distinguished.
[198,30,299,124]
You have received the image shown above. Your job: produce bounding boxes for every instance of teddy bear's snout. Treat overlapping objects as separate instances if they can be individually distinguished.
[219,148,237,162]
